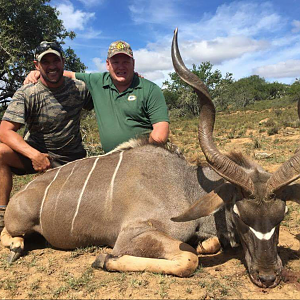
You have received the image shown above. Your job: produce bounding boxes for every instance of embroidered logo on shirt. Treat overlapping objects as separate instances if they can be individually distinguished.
[128,95,137,101]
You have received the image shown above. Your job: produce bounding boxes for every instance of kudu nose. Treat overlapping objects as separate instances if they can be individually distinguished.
[259,273,276,287]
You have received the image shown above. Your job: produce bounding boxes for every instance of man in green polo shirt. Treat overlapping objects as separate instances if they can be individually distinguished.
[25,40,170,153]
[67,40,169,152]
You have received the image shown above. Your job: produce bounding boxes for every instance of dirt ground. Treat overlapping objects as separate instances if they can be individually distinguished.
[1,112,300,299]
[0,223,299,299]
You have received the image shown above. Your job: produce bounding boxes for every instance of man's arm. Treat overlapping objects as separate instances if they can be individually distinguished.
[149,121,169,145]
[0,121,51,172]
[23,70,76,84]
[63,70,76,79]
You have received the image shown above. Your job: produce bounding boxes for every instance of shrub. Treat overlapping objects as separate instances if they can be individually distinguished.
[267,127,278,136]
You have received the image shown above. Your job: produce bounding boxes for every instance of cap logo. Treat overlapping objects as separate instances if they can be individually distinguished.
[116,42,126,50]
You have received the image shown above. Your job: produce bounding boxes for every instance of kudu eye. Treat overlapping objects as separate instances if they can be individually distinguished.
[267,193,276,200]
[248,194,255,200]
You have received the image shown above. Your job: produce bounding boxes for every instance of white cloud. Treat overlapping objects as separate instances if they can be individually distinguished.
[182,2,284,41]
[292,20,300,33]
[56,1,95,31]
[182,36,269,65]
[68,0,300,86]
[76,28,103,39]
[134,49,171,73]
[77,0,105,7]
[129,0,180,24]
[131,34,269,83]
[141,71,166,83]
[131,36,269,84]
[254,60,300,78]
[124,1,284,82]
[92,58,107,72]
[137,1,298,84]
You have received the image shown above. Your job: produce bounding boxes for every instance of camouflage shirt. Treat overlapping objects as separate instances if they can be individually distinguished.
[2,77,93,161]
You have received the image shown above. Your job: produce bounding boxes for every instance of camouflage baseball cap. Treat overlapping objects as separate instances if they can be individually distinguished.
[107,40,133,59]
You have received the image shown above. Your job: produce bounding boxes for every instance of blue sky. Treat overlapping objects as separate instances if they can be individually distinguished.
[51,0,300,87]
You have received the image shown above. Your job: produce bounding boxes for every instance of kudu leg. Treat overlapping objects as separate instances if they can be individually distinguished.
[196,236,221,254]
[1,227,24,263]
[92,231,199,277]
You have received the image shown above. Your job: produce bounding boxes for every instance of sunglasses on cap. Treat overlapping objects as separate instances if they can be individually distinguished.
[35,41,63,57]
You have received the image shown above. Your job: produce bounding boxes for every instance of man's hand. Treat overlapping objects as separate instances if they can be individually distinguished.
[23,70,40,85]
[135,72,144,78]
[30,152,51,172]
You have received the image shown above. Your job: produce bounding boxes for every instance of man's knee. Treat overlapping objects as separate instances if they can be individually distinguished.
[0,143,12,164]
[0,143,25,170]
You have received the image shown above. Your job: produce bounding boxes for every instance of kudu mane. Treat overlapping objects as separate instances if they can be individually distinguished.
[226,151,261,171]
[112,137,150,152]
[46,137,185,175]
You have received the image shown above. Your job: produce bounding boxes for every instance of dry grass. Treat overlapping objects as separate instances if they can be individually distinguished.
[5,101,300,299]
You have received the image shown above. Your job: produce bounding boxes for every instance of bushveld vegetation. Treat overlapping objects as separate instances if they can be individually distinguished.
[2,99,300,300]
[163,62,300,117]
[1,49,300,299]
[1,2,300,298]
[9,97,299,192]
[163,62,300,116]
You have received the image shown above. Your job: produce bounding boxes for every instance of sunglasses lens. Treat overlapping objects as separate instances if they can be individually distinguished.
[35,42,62,56]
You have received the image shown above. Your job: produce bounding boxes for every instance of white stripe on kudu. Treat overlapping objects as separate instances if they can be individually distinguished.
[39,168,61,233]
[105,151,124,210]
[71,157,100,233]
[53,163,77,221]
[23,176,39,191]
[250,226,275,240]
[233,204,276,241]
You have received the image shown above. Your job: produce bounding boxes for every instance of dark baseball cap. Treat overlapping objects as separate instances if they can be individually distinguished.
[35,41,63,61]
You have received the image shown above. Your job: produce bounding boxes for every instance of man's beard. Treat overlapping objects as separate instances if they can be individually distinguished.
[42,69,64,84]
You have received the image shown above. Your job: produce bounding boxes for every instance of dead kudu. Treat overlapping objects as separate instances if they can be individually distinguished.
[2,29,300,288]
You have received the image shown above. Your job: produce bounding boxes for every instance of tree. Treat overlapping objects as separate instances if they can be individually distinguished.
[64,47,87,73]
[288,78,300,101]
[267,81,287,99]
[212,72,234,111]
[163,61,230,116]
[0,0,86,104]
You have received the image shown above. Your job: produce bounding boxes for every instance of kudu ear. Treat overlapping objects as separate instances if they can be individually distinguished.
[279,183,300,205]
[171,183,234,222]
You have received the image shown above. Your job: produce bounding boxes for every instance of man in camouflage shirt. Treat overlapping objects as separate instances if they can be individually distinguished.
[0,42,93,231]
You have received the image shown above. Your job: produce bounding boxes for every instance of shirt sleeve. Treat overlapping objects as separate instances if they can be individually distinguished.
[75,72,93,92]
[145,83,170,125]
[75,73,99,111]
[81,83,94,111]
[83,91,94,111]
[2,89,27,124]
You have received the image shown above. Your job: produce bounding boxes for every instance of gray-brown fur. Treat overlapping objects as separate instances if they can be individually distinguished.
[3,143,220,277]
[2,29,300,288]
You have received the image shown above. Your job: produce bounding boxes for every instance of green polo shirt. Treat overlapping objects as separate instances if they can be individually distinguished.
[75,72,169,153]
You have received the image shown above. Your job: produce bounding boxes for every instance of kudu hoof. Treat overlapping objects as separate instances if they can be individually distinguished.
[196,236,221,255]
[7,246,23,264]
[92,253,112,270]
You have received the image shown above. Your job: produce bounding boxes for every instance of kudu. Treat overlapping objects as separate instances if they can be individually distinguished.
[2,29,300,288]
